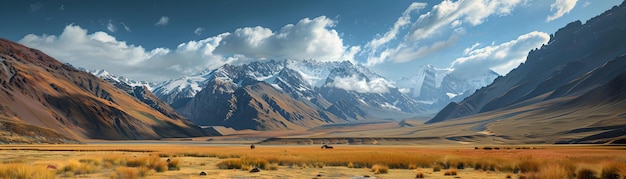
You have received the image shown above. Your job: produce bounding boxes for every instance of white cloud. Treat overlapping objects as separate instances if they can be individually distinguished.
[547,0,578,22]
[214,16,358,62]
[365,0,524,66]
[451,20,462,27]
[17,24,207,81]
[450,31,550,78]
[407,0,521,41]
[106,20,116,33]
[18,16,359,82]
[170,33,232,71]
[389,28,464,63]
[194,27,204,35]
[121,22,131,32]
[155,16,169,26]
[365,2,427,51]
[463,42,481,55]
[329,75,394,93]
[582,1,591,7]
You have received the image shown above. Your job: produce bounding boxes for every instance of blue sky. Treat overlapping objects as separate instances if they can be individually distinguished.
[0,0,622,82]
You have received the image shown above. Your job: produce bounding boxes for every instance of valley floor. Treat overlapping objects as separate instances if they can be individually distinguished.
[1,144,625,178]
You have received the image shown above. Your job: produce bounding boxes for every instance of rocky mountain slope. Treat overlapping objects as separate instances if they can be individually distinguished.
[0,38,205,142]
[89,69,155,90]
[429,2,626,124]
[421,2,626,143]
[90,70,187,121]
[154,60,426,130]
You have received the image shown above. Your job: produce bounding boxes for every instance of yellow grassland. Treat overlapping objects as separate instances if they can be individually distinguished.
[0,144,625,178]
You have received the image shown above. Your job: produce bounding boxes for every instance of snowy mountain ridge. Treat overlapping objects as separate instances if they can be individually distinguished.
[152,59,391,100]
[396,65,499,109]
[90,59,498,129]
[88,69,156,90]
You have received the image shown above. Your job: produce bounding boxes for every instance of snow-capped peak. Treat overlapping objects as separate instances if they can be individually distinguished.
[396,64,497,109]
[152,59,392,103]
[92,69,113,78]
[88,69,155,90]
[152,70,213,98]
[396,65,452,97]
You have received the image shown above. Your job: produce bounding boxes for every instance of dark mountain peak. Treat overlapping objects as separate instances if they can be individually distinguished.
[427,1,626,124]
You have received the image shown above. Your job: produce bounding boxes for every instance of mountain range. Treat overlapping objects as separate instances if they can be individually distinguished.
[396,65,499,112]
[155,60,411,130]
[2,1,624,144]
[126,59,493,130]
[423,1,626,144]
[0,38,205,143]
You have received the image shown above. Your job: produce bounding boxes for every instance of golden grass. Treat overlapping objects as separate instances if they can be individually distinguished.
[371,164,388,174]
[0,163,55,179]
[123,155,169,172]
[59,160,100,176]
[268,163,279,170]
[137,166,151,177]
[444,168,458,176]
[516,156,540,173]
[601,161,626,179]
[2,144,626,178]
[33,152,178,178]
[115,167,139,179]
[190,145,626,177]
[216,159,244,169]
[537,163,570,179]
[433,165,441,172]
[167,158,180,170]
[216,157,270,170]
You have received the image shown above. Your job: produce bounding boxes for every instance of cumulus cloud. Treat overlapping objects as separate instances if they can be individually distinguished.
[450,31,550,78]
[168,33,232,73]
[547,0,577,21]
[155,16,169,26]
[18,16,358,82]
[329,75,394,93]
[194,27,204,35]
[17,24,203,81]
[365,0,524,66]
[214,16,358,62]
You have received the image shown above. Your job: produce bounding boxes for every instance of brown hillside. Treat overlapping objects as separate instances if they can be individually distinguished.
[181,80,340,130]
[0,38,205,142]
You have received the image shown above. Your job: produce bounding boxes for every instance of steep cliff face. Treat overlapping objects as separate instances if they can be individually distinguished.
[0,38,205,141]
[428,2,626,124]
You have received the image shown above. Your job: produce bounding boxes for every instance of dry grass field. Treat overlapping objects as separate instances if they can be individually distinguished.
[1,144,626,178]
